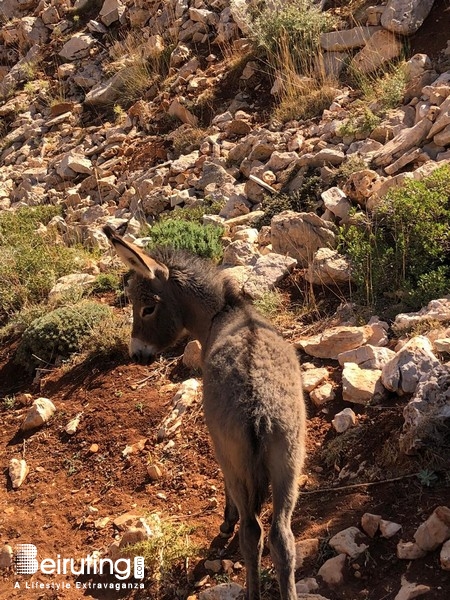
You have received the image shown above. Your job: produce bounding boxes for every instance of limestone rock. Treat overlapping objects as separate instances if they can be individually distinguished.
[342,363,384,404]
[302,367,330,392]
[320,27,381,51]
[400,366,450,454]
[242,253,297,299]
[296,325,374,360]
[440,539,450,570]
[394,298,450,330]
[157,379,200,441]
[397,541,427,560]
[304,248,351,286]
[222,240,259,266]
[48,273,96,301]
[393,576,430,600]
[381,0,436,35]
[199,583,245,600]
[361,513,382,538]
[329,527,369,558]
[381,336,441,395]
[21,397,56,431]
[317,553,346,587]
[295,538,320,568]
[271,211,336,267]
[9,458,29,489]
[183,340,202,370]
[350,30,402,73]
[321,187,351,221]
[343,169,381,205]
[59,33,96,60]
[337,345,395,369]
[332,407,357,433]
[310,382,335,407]
[414,506,450,552]
[379,520,402,538]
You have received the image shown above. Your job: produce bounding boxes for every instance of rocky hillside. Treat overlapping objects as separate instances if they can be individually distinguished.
[1,1,450,599]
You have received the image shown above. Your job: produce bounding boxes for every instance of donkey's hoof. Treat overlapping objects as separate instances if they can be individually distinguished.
[219,524,235,539]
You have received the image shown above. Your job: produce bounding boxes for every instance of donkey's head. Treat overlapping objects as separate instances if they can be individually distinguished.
[103,226,185,364]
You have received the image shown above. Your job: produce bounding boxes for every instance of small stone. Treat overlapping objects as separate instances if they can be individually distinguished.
[0,544,13,569]
[310,382,335,407]
[397,541,426,560]
[198,582,245,599]
[221,559,234,573]
[113,512,144,531]
[414,506,450,551]
[440,539,450,570]
[183,340,202,369]
[317,553,346,586]
[9,458,29,489]
[94,517,111,530]
[21,397,56,431]
[65,414,81,435]
[361,513,381,538]
[332,408,357,433]
[89,443,99,453]
[379,519,402,538]
[204,559,222,573]
[393,576,430,600]
[147,464,163,481]
[329,527,369,558]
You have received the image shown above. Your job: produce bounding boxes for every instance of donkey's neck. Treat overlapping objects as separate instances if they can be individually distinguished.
[169,267,240,347]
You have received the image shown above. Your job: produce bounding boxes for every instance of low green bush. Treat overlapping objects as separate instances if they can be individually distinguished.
[0,206,89,321]
[146,218,224,262]
[259,175,325,227]
[16,301,112,371]
[338,165,450,309]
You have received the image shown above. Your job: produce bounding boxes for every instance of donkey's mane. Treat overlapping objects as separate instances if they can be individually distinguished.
[149,245,244,307]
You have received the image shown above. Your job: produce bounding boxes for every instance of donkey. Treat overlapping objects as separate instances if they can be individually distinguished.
[103,225,306,600]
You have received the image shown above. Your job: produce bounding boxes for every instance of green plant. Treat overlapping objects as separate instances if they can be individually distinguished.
[331,155,368,185]
[123,514,197,591]
[146,218,224,262]
[0,206,90,320]
[338,107,381,138]
[338,165,450,309]
[91,273,122,294]
[2,395,16,410]
[169,125,209,156]
[16,301,112,371]
[249,0,335,75]
[273,83,337,123]
[417,469,439,488]
[162,197,224,224]
[259,174,325,227]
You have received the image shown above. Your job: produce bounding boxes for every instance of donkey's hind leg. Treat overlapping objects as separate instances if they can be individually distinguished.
[239,509,264,600]
[220,484,239,538]
[268,458,299,600]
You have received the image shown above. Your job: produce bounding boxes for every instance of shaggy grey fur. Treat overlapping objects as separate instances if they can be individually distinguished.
[104,227,306,600]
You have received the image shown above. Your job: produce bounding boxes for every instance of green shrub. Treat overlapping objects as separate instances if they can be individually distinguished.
[259,175,325,227]
[162,197,224,225]
[16,302,112,371]
[146,218,224,262]
[338,165,450,309]
[250,0,335,74]
[0,206,89,320]
[122,514,197,591]
[91,273,122,294]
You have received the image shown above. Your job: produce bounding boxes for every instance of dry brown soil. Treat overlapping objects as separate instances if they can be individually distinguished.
[0,317,449,600]
[1,3,450,599]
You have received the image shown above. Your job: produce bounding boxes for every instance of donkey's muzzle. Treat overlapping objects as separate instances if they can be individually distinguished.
[129,338,158,365]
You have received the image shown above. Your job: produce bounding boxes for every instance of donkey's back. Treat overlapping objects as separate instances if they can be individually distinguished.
[203,303,306,600]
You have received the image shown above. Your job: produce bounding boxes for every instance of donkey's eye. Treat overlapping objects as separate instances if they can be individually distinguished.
[142,306,156,317]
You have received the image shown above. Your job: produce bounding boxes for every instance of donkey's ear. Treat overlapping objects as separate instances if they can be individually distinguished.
[103,225,169,281]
